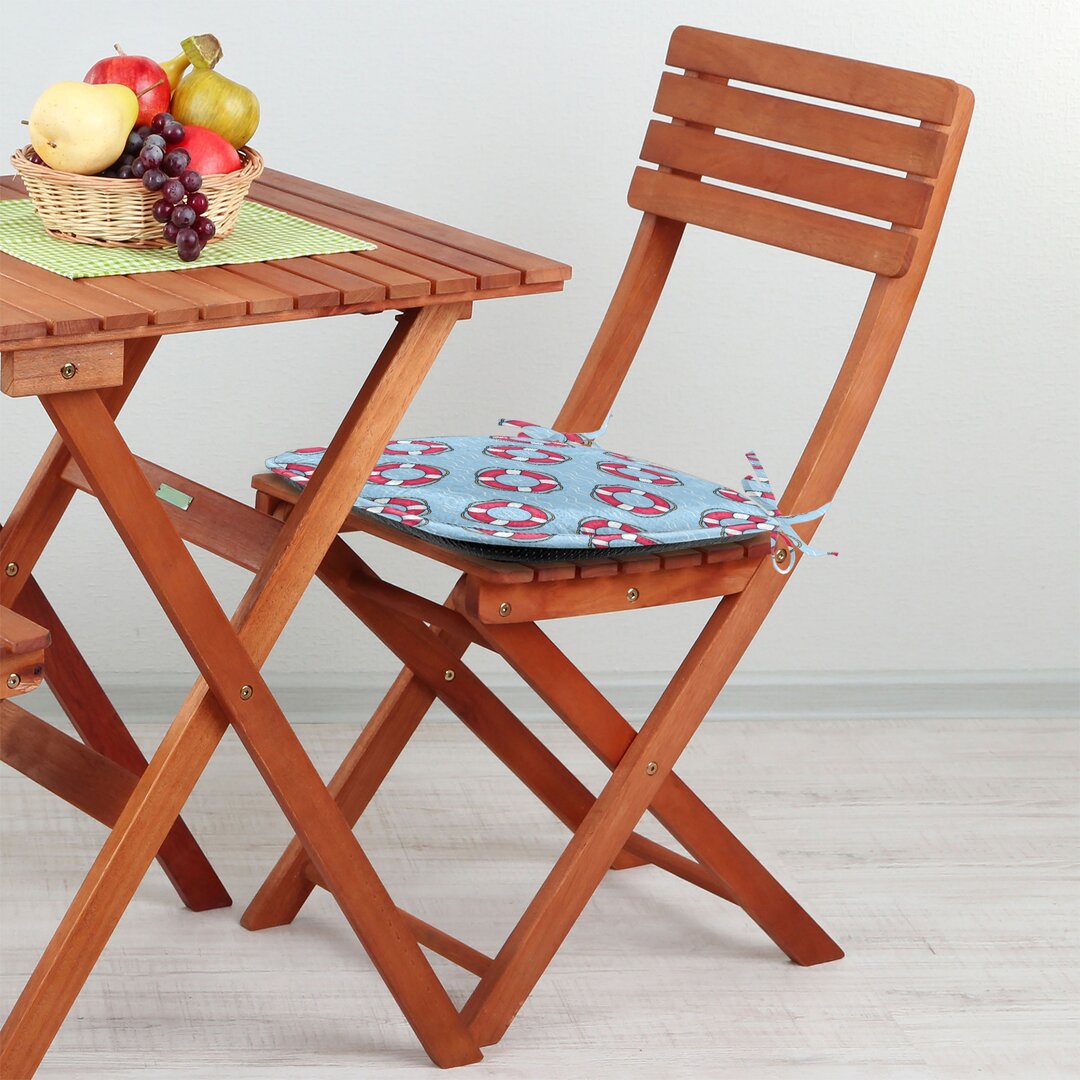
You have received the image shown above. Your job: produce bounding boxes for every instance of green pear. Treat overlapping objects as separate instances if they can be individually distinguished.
[28,81,139,175]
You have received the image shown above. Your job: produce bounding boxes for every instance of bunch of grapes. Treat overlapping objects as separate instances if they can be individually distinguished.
[131,112,215,262]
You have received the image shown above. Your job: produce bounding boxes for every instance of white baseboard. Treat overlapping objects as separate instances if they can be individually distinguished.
[32,670,1078,724]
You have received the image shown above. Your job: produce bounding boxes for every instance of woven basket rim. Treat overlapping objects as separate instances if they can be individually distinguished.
[10,144,263,186]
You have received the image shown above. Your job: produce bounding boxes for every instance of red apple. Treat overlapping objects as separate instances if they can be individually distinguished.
[171,124,242,175]
[85,47,170,128]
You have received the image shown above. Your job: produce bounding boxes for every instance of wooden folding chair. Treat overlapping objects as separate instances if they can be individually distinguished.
[237,27,972,1055]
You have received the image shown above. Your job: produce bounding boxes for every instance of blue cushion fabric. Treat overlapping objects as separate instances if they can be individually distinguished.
[265,420,835,564]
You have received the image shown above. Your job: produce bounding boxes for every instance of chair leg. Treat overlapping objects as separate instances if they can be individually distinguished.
[13,574,231,912]
[467,613,844,971]
[242,639,461,930]
[460,583,844,1046]
[244,558,655,932]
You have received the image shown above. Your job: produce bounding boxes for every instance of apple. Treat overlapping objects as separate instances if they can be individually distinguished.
[171,123,242,175]
[85,46,170,128]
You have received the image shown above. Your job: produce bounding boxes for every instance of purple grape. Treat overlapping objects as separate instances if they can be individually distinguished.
[145,133,166,150]
[131,158,147,179]
[180,169,202,193]
[161,178,185,204]
[162,120,185,144]
[142,168,167,191]
[176,227,201,262]
[187,191,209,214]
[170,204,196,228]
[26,148,44,165]
[136,124,152,139]
[140,144,164,168]
[150,113,173,135]
[193,216,216,244]
[125,131,143,155]
[162,222,180,242]
[152,198,174,222]
[117,165,134,179]
[162,149,190,177]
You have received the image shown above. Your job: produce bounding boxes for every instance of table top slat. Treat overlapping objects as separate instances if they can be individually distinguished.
[351,245,476,295]
[223,262,337,308]
[181,266,295,315]
[312,252,430,300]
[259,168,572,285]
[0,274,101,335]
[0,300,48,340]
[0,254,149,330]
[268,256,387,305]
[82,275,200,325]
[126,272,249,320]
[251,182,522,290]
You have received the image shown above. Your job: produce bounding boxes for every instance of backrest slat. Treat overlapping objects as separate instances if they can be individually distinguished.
[628,167,916,277]
[555,28,972,442]
[655,72,948,177]
[640,120,933,227]
[667,26,959,123]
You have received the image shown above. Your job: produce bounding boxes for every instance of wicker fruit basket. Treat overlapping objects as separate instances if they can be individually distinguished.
[10,145,263,248]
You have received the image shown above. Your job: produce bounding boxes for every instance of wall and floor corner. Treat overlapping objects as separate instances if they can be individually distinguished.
[1,0,1076,707]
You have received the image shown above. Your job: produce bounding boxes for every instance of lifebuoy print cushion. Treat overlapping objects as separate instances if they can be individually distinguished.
[265,420,834,559]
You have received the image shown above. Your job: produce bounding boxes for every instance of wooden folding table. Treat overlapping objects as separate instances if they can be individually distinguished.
[0,169,570,1075]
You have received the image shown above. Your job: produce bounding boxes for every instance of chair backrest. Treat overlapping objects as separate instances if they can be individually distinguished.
[556,27,972,533]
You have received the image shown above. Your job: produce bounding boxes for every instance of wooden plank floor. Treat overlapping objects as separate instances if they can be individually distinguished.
[1,706,1076,1078]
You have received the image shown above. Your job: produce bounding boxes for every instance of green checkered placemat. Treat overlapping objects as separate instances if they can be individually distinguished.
[0,198,375,278]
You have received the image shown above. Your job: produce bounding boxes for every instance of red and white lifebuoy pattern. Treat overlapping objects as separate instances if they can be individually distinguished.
[367,461,446,487]
[476,467,562,494]
[597,460,681,486]
[383,439,451,456]
[270,462,315,485]
[592,484,675,516]
[469,526,551,542]
[464,500,553,528]
[578,518,658,548]
[484,442,569,465]
[362,497,429,527]
[700,509,776,535]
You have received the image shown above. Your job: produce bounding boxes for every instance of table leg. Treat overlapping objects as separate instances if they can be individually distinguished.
[12,574,231,912]
[1,336,230,911]
[2,304,481,1074]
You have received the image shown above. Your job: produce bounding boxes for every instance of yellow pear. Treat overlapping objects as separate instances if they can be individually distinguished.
[160,52,191,92]
[28,82,138,175]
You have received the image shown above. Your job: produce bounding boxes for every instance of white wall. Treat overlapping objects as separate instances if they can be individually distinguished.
[2,0,1077,686]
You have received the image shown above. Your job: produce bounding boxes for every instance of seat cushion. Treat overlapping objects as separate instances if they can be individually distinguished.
[265,420,833,564]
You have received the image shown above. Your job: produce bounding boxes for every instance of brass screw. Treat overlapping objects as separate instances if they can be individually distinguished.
[645,761,658,776]
[775,547,789,566]
[444,669,456,682]
[626,587,640,603]
[6,673,20,690]
[239,684,253,700]
[4,562,18,578]
[59,363,77,380]
[499,602,512,617]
